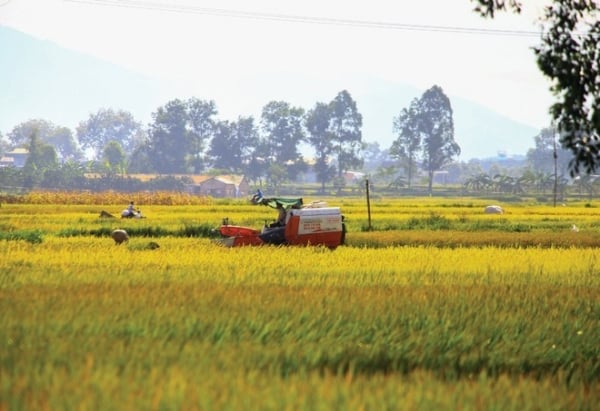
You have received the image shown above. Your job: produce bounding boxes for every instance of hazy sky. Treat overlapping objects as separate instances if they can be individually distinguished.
[1,0,554,130]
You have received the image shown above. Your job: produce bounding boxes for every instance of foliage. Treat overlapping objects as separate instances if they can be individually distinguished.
[471,0,521,17]
[391,98,422,188]
[526,127,571,176]
[102,140,127,174]
[76,108,143,159]
[473,0,600,175]
[0,130,8,155]
[7,119,81,161]
[305,102,336,192]
[39,161,88,190]
[536,1,600,175]
[0,166,25,190]
[22,130,58,189]
[0,229,43,244]
[329,90,364,177]
[419,85,461,194]
[208,116,259,172]
[145,98,217,174]
[391,86,460,194]
[260,101,306,181]
[56,223,218,239]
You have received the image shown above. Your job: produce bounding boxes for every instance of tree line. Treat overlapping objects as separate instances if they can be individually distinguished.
[0,86,465,194]
[0,88,589,198]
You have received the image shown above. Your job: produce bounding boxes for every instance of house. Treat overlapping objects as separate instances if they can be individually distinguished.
[0,156,15,167]
[82,173,250,198]
[343,171,366,185]
[186,175,249,198]
[0,148,29,167]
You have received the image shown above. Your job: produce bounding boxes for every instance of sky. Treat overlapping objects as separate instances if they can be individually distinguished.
[0,0,555,155]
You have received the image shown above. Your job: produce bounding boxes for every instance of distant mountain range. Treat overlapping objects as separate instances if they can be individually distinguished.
[0,25,539,160]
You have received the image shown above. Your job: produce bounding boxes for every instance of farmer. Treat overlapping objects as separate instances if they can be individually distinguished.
[276,204,287,226]
[269,203,287,228]
[125,201,136,217]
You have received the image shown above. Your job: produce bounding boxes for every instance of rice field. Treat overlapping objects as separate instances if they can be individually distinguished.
[1,193,599,410]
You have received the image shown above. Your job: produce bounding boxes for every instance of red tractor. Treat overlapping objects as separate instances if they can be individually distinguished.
[218,195,345,249]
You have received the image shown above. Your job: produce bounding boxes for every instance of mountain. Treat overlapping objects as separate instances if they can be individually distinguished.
[0,26,169,132]
[1,25,539,160]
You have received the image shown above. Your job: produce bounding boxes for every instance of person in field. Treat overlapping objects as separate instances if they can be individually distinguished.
[126,201,135,217]
[121,201,142,218]
[276,203,287,226]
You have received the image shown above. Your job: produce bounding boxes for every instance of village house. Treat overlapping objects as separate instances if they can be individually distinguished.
[84,173,250,198]
[185,174,249,198]
[0,148,29,168]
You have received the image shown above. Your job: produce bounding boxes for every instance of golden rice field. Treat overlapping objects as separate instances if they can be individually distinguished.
[1,192,599,410]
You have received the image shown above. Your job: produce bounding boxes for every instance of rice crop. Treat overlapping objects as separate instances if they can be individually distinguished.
[0,193,599,409]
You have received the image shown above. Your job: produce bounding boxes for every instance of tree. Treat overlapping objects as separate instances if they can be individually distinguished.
[245,139,271,186]
[76,109,142,159]
[362,142,391,172]
[0,130,9,156]
[305,102,336,192]
[260,101,306,181]
[463,172,494,193]
[208,116,259,173]
[390,98,422,188]
[472,0,521,17]
[47,126,82,161]
[127,144,153,174]
[8,119,80,161]
[418,85,461,194]
[146,98,217,174]
[473,0,600,175]
[23,130,58,188]
[40,161,87,190]
[186,98,218,173]
[526,128,571,176]
[266,162,288,192]
[328,90,364,177]
[102,141,127,175]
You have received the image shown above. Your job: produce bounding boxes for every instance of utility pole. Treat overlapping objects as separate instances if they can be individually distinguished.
[365,178,372,231]
[553,129,558,207]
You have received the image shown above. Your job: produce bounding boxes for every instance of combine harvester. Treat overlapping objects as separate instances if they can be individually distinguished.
[218,192,346,249]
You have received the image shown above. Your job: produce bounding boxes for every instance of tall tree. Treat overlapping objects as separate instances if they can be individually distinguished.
[208,116,258,173]
[390,98,422,188]
[127,144,153,174]
[362,142,391,171]
[260,101,306,182]
[146,98,217,174]
[102,141,127,175]
[328,90,364,177]
[526,128,571,176]
[76,109,143,159]
[0,131,9,156]
[418,85,461,194]
[186,98,218,173]
[8,119,80,161]
[305,102,335,192]
[46,126,81,161]
[23,130,58,188]
[245,138,271,186]
[473,0,600,175]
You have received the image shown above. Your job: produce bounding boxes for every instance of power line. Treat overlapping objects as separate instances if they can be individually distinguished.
[64,0,543,38]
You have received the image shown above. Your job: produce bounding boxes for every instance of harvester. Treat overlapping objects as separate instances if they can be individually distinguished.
[217,192,345,249]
